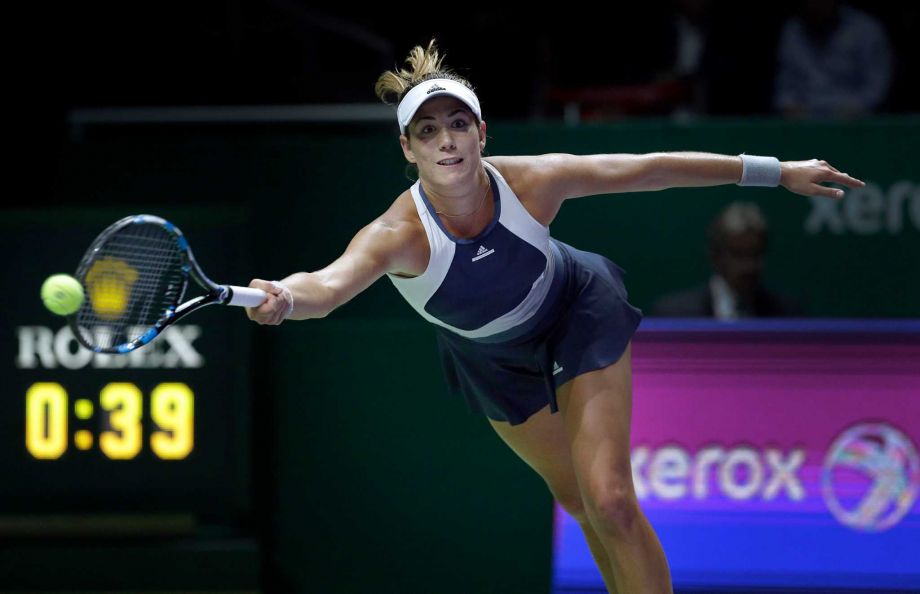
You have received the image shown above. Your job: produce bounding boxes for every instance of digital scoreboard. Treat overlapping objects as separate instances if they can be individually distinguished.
[0,209,255,527]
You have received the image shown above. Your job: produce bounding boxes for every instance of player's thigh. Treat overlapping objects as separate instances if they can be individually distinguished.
[488,403,584,517]
[557,342,635,498]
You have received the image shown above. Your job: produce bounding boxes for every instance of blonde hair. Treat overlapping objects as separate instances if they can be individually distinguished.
[374,39,476,122]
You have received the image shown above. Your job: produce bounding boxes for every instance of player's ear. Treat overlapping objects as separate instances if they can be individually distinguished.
[400,134,416,163]
[479,120,487,152]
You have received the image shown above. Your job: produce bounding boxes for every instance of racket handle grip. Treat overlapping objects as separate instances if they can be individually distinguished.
[226,286,268,307]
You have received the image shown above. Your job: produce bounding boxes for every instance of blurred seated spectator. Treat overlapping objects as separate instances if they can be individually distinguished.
[773,0,893,119]
[652,201,803,319]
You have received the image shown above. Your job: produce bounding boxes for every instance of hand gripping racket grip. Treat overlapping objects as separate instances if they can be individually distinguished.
[225,286,268,307]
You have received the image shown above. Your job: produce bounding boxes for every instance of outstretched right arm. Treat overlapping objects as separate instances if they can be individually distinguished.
[246,218,410,325]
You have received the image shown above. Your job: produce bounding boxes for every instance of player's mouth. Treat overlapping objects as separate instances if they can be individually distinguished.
[438,158,463,167]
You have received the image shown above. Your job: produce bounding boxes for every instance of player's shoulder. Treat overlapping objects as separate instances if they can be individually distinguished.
[485,154,576,189]
[485,154,576,167]
[377,188,421,231]
[361,189,428,276]
[485,154,571,176]
[352,191,420,251]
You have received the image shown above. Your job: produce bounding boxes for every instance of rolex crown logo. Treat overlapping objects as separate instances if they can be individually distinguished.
[84,257,139,321]
[427,84,446,94]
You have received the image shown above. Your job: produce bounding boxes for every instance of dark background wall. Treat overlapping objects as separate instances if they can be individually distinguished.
[11,1,920,208]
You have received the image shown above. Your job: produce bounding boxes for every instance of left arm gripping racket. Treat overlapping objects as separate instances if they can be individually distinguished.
[69,214,267,354]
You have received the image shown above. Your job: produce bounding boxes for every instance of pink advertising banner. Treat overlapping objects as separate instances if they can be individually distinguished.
[554,321,920,592]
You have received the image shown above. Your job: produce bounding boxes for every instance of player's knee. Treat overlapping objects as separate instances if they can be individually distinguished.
[583,484,640,536]
[553,490,588,524]
[545,479,588,523]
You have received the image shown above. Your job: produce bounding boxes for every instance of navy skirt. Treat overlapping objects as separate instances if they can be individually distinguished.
[434,238,643,425]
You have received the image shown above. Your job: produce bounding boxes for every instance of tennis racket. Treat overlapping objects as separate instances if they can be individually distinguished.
[69,214,267,354]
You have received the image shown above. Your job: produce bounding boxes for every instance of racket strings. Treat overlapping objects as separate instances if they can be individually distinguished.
[75,222,187,349]
[129,224,181,324]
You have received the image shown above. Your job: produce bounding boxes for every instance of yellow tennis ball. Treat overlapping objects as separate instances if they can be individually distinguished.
[41,274,85,316]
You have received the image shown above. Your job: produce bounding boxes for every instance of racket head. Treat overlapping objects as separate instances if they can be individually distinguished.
[69,214,198,353]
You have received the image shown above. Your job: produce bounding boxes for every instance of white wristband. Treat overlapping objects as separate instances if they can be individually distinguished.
[737,154,781,187]
[271,280,295,319]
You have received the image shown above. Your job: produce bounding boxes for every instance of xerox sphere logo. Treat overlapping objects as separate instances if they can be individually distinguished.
[822,423,920,532]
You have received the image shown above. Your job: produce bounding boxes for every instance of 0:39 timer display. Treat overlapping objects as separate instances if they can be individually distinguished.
[25,382,194,460]
[2,211,252,522]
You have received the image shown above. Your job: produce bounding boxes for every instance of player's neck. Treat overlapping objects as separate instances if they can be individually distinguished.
[422,169,490,219]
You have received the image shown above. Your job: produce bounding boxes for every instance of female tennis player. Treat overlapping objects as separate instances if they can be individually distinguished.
[246,40,864,594]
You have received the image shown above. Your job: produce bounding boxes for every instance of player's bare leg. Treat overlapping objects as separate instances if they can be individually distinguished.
[557,343,673,593]
[489,406,620,593]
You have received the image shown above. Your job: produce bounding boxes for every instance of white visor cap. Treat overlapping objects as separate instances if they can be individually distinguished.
[397,78,482,134]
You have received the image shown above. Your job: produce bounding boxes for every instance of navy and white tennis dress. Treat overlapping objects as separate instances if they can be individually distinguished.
[387,161,642,425]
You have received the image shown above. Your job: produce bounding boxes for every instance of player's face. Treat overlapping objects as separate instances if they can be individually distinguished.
[400,96,486,186]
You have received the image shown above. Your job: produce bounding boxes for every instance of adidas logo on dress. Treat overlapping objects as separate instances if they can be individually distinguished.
[471,245,495,262]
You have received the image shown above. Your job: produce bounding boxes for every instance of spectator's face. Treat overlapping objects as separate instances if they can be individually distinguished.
[712,231,766,297]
